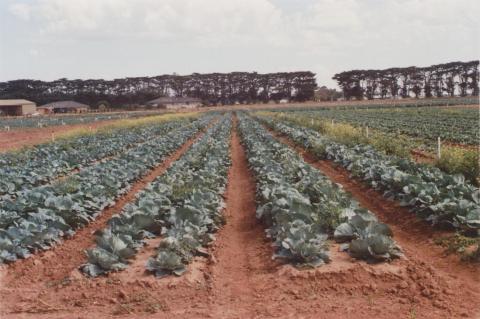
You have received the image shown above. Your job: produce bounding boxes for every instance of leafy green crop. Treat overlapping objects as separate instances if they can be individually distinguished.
[0,118,196,201]
[258,115,480,235]
[238,113,401,266]
[81,115,232,277]
[272,106,479,145]
[0,116,213,264]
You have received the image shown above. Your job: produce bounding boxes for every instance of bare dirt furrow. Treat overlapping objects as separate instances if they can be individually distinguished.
[266,126,480,318]
[206,116,276,318]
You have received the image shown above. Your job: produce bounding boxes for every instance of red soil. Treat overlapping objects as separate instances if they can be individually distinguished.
[410,148,435,164]
[0,121,115,152]
[206,117,278,318]
[1,117,479,318]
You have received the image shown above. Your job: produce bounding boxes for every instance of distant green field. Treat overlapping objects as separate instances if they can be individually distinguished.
[280,107,479,145]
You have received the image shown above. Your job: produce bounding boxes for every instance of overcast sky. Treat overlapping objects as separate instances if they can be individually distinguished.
[0,0,478,87]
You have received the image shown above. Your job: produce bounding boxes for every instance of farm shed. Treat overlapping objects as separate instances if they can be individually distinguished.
[146,97,202,109]
[0,99,37,116]
[38,101,90,114]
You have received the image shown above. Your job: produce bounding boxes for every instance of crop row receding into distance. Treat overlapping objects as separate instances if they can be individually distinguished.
[0,115,212,263]
[254,114,480,236]
[0,110,478,319]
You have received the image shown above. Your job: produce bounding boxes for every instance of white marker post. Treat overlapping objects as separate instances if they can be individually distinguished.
[366,126,369,138]
[51,133,55,142]
[331,119,334,126]
[437,137,442,159]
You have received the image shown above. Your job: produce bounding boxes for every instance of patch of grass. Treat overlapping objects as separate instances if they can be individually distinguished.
[409,307,417,319]
[435,146,480,186]
[323,122,367,147]
[434,234,480,261]
[259,111,416,158]
[53,177,81,194]
[45,277,72,288]
[104,112,197,131]
[172,183,195,201]
[106,278,121,285]
[56,127,94,141]
[145,301,168,314]
[368,133,412,158]
[366,295,375,306]
[112,303,134,315]
[112,293,168,315]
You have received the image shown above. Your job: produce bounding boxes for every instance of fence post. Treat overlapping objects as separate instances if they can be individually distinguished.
[437,137,441,159]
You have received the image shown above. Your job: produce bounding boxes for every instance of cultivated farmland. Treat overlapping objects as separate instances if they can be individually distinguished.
[0,111,168,130]
[274,107,479,145]
[0,108,479,319]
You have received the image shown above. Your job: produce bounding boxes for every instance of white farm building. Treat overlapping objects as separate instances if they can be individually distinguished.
[146,97,202,109]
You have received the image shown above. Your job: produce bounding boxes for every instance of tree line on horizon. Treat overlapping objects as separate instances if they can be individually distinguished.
[333,60,479,100]
[0,72,317,107]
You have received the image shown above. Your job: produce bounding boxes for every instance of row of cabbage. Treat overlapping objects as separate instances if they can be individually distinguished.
[0,111,165,129]
[82,115,232,277]
[276,107,478,145]
[0,116,213,263]
[257,115,480,235]
[0,117,196,199]
[237,113,402,266]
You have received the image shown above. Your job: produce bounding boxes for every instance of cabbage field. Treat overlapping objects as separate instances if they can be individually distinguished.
[256,115,480,233]
[0,109,478,319]
[270,107,478,145]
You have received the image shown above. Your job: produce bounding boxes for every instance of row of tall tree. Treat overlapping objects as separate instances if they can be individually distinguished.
[333,60,479,100]
[0,72,317,107]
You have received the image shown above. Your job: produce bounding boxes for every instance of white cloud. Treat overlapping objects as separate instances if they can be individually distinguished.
[9,3,31,20]
[10,0,286,46]
[9,0,479,48]
[4,0,479,86]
